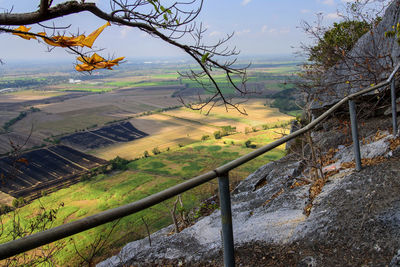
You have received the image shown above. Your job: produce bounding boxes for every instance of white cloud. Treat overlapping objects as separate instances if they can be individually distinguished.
[237,29,251,36]
[321,0,335,5]
[120,26,132,38]
[301,9,311,14]
[268,28,277,34]
[242,0,252,6]
[326,12,340,19]
[279,27,290,34]
[261,25,268,33]
[209,31,221,37]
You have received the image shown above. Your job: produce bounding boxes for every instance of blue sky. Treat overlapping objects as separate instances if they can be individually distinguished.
[0,0,383,62]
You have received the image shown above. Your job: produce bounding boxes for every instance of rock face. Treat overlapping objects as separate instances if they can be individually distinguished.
[99,157,308,266]
[99,127,400,266]
[311,0,400,112]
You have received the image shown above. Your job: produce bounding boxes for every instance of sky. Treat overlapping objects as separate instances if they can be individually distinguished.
[0,0,389,63]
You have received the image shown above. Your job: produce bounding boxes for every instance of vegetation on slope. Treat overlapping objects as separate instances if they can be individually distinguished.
[0,128,287,265]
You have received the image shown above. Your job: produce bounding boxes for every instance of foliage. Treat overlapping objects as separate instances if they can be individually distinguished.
[109,156,130,171]
[201,134,210,141]
[213,131,222,139]
[384,22,400,45]
[213,125,235,139]
[309,20,372,69]
[152,147,161,155]
[1,202,65,266]
[244,140,256,149]
[12,197,25,208]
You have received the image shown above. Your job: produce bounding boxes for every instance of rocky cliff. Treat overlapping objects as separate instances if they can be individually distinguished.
[312,0,400,112]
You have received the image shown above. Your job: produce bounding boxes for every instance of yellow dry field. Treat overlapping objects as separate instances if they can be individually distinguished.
[164,99,292,132]
[93,113,219,160]
[92,100,293,160]
[1,90,65,102]
[0,191,15,207]
[104,74,177,85]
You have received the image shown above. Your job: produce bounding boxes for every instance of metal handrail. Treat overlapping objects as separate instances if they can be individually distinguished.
[0,63,399,266]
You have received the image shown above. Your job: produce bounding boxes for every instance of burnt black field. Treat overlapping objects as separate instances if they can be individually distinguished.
[0,145,107,198]
[60,121,148,150]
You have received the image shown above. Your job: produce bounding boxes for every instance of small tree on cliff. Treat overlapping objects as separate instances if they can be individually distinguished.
[0,0,249,113]
[293,0,387,182]
[298,0,388,100]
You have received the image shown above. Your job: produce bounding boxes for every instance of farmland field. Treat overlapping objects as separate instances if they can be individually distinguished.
[0,59,300,266]
[60,122,148,150]
[0,145,106,199]
[0,129,287,266]
[93,99,292,160]
[1,90,65,102]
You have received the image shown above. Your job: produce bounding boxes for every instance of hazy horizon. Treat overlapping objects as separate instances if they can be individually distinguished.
[0,0,366,63]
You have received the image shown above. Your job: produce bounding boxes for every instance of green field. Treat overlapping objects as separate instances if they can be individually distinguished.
[0,130,286,266]
[0,59,299,265]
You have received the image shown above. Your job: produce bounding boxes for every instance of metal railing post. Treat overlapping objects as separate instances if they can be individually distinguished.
[218,172,235,267]
[391,78,398,136]
[349,100,362,171]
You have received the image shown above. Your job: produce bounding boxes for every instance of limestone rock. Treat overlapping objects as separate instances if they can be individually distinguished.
[311,0,400,112]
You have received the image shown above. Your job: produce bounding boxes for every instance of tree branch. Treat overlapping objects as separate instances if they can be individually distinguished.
[40,0,49,15]
[0,0,249,113]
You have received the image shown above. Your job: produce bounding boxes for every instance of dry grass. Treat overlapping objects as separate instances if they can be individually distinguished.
[93,104,292,161]
[164,99,292,132]
[93,114,218,160]
[1,90,65,102]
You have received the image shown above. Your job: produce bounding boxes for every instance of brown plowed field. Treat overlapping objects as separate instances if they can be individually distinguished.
[0,145,107,199]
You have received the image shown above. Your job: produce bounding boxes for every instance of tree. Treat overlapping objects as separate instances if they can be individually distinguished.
[298,0,388,94]
[308,20,372,70]
[292,1,388,183]
[0,0,249,113]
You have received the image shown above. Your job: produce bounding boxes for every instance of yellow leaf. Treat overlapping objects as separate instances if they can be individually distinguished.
[12,26,36,40]
[77,56,91,63]
[75,63,96,72]
[76,54,124,72]
[81,21,111,48]
[38,32,64,47]
[110,57,125,63]
[91,53,106,63]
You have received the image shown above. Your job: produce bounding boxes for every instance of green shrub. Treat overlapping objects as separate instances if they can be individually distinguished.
[201,135,210,141]
[152,147,161,155]
[245,140,256,149]
[12,197,25,208]
[213,131,222,139]
[110,156,130,170]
